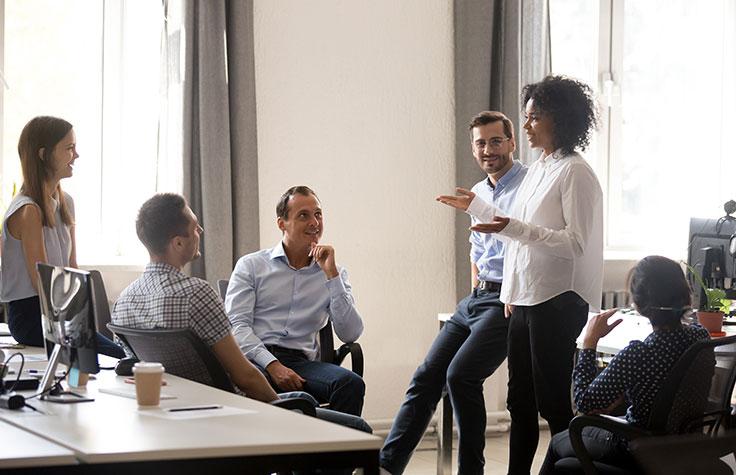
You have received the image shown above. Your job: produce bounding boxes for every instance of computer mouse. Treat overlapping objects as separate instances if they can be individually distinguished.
[114,357,139,376]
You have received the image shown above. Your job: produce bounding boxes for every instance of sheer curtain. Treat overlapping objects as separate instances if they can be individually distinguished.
[453,0,550,299]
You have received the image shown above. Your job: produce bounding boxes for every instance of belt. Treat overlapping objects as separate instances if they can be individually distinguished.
[266,345,307,359]
[476,280,502,292]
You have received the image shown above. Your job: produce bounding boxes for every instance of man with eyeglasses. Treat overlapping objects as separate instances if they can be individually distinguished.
[379,111,528,475]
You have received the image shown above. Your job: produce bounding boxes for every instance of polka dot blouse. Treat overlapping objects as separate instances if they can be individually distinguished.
[573,323,711,426]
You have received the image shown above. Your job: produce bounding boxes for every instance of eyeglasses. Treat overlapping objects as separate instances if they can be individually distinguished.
[474,137,510,151]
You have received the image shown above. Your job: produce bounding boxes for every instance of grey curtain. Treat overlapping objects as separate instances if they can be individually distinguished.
[453,0,551,300]
[182,0,260,284]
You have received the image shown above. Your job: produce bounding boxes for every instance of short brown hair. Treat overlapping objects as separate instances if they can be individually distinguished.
[468,111,514,141]
[276,186,320,220]
[136,193,191,256]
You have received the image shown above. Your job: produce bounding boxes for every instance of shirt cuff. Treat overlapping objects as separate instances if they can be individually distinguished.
[325,274,348,295]
[577,348,597,363]
[498,217,524,238]
[254,348,278,369]
[466,194,491,220]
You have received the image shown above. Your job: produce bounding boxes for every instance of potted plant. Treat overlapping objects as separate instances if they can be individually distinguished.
[684,262,731,335]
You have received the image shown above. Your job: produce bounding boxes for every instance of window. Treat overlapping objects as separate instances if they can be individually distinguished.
[1,0,182,264]
[550,0,736,259]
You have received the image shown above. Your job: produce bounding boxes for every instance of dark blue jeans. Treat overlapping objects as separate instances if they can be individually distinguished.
[8,295,125,359]
[539,426,635,474]
[380,288,508,475]
[257,347,366,416]
[276,391,372,433]
[506,291,589,475]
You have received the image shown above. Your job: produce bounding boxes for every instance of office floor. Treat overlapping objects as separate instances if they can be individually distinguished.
[402,429,552,475]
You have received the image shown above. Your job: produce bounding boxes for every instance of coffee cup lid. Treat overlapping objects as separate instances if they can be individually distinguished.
[133,361,165,373]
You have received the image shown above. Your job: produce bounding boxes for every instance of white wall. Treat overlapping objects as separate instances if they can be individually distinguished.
[253,0,457,422]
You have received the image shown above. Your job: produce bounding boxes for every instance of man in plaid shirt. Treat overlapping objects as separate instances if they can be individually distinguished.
[111,193,371,435]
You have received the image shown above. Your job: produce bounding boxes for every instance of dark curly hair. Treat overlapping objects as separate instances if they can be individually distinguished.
[521,75,600,155]
[628,256,692,328]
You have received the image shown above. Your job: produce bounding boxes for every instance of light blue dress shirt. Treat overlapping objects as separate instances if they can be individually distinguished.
[225,241,364,369]
[469,161,527,283]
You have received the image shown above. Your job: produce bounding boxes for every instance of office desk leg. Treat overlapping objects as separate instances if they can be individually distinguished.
[436,389,453,475]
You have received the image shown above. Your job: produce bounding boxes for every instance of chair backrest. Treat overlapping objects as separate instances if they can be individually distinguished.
[630,432,736,475]
[647,335,736,434]
[89,270,114,340]
[216,279,229,302]
[107,323,237,393]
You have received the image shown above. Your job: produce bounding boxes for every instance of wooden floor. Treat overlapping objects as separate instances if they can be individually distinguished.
[403,429,552,475]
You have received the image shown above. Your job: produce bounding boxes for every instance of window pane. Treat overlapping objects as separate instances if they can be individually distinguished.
[2,0,168,264]
[611,0,733,255]
[3,0,103,243]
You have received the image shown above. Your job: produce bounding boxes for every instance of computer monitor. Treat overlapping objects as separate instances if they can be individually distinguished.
[686,217,736,314]
[36,263,100,402]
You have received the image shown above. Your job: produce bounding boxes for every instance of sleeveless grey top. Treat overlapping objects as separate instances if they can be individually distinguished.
[0,192,74,302]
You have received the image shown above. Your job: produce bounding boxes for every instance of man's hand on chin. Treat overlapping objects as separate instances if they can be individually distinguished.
[309,243,339,280]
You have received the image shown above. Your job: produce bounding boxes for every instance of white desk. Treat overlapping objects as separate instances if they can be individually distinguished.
[576,310,736,354]
[0,420,77,469]
[576,311,654,354]
[1,359,382,474]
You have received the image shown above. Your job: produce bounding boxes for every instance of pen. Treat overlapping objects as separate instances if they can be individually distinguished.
[168,405,223,412]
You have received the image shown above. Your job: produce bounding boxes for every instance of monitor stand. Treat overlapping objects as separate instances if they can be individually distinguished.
[39,344,94,403]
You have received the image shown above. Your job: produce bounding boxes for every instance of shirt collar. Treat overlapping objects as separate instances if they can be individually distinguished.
[486,161,523,190]
[540,148,568,164]
[145,261,183,276]
[270,241,319,270]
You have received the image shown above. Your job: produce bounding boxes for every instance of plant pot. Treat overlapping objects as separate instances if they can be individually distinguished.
[697,311,725,335]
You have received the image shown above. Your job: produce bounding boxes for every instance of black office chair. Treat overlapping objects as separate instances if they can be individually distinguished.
[216,279,364,376]
[630,431,736,475]
[106,323,316,416]
[555,335,736,475]
[89,270,114,340]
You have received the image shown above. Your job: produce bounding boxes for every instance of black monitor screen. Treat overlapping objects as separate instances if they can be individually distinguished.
[686,217,736,313]
[37,263,99,374]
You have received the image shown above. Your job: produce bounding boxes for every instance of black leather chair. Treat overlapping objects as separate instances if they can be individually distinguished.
[555,335,736,475]
[88,270,113,340]
[216,279,363,376]
[107,323,316,416]
[630,431,736,475]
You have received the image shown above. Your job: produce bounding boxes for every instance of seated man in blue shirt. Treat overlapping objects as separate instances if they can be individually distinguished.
[112,192,369,434]
[225,186,365,416]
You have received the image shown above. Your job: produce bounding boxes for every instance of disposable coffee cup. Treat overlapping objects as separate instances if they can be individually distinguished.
[133,362,165,407]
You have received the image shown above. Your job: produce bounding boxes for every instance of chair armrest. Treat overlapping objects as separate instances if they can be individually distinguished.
[334,342,363,377]
[682,408,731,434]
[569,414,652,475]
[271,398,317,417]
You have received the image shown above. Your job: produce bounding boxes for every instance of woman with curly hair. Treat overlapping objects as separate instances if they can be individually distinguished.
[438,75,604,474]
[539,256,709,474]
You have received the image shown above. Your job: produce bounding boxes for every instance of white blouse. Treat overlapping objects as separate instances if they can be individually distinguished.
[467,150,603,311]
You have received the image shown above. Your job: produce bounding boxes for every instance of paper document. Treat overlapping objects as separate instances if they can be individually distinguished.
[99,386,177,401]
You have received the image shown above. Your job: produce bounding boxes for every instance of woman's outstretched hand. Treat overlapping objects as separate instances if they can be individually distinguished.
[470,216,509,234]
[436,188,475,212]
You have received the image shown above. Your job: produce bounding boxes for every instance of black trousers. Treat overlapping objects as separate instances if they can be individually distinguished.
[506,291,589,475]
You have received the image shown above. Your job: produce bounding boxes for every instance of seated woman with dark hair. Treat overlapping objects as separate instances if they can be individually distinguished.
[539,255,710,474]
[0,116,123,358]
